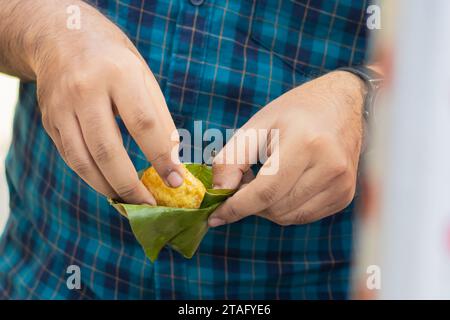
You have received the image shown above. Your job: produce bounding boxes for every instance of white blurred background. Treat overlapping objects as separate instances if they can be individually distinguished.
[0,73,19,234]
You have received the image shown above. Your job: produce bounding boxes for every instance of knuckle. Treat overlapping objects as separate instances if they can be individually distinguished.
[63,143,91,176]
[306,132,334,150]
[62,141,76,160]
[65,72,92,95]
[130,111,156,134]
[292,183,314,201]
[92,142,117,163]
[83,112,104,130]
[226,201,242,221]
[149,148,172,165]
[328,158,350,178]
[256,183,279,205]
[115,180,141,199]
[293,209,309,225]
[69,158,91,177]
[283,194,299,214]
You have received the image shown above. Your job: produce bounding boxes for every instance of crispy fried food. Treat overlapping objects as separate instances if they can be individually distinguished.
[141,165,206,208]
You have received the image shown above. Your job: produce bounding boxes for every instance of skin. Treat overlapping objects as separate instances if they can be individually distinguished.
[0,0,184,205]
[209,70,373,227]
[1,0,378,227]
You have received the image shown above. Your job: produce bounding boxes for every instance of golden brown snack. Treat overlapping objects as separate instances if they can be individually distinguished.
[141,165,206,208]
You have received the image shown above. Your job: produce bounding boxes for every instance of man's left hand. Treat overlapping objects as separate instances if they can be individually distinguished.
[209,71,367,227]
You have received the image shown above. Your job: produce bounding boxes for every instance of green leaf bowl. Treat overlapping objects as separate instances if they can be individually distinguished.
[108,163,235,262]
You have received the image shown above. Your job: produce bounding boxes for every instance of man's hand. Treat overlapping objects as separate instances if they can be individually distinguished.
[0,0,184,204]
[209,71,367,227]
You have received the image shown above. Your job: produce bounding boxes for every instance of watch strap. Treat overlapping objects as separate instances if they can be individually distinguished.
[337,65,383,120]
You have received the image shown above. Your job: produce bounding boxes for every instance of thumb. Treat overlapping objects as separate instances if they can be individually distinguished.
[207,173,272,227]
[208,186,253,227]
[212,127,260,189]
[212,162,249,190]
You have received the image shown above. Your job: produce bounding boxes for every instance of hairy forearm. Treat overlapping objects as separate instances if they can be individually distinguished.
[1,1,183,204]
[0,0,68,80]
[0,0,37,79]
[0,0,121,81]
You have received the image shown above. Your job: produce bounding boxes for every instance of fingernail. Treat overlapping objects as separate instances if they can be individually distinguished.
[208,217,226,228]
[167,171,183,188]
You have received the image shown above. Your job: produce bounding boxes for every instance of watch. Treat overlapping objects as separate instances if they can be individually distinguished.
[337,65,383,121]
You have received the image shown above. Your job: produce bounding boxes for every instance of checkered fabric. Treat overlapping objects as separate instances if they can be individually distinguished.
[0,0,369,299]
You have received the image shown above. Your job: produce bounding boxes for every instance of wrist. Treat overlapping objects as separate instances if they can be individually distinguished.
[330,70,368,100]
[326,70,368,118]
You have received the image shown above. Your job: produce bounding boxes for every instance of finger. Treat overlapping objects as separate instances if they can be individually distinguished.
[259,161,345,217]
[76,96,155,205]
[212,125,262,189]
[269,183,355,226]
[208,147,310,227]
[56,115,118,198]
[43,112,119,198]
[111,68,184,188]
[212,163,248,190]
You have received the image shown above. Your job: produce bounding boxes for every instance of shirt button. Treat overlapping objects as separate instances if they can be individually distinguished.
[189,0,204,6]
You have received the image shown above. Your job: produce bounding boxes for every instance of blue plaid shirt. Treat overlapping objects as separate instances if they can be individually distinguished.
[0,0,368,299]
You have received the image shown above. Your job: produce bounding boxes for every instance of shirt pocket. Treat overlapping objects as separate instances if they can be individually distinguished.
[250,0,368,77]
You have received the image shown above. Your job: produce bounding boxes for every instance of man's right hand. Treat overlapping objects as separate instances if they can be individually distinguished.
[0,0,184,204]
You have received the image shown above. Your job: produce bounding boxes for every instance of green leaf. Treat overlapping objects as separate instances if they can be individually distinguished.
[184,163,213,188]
[108,163,235,262]
[201,189,235,208]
